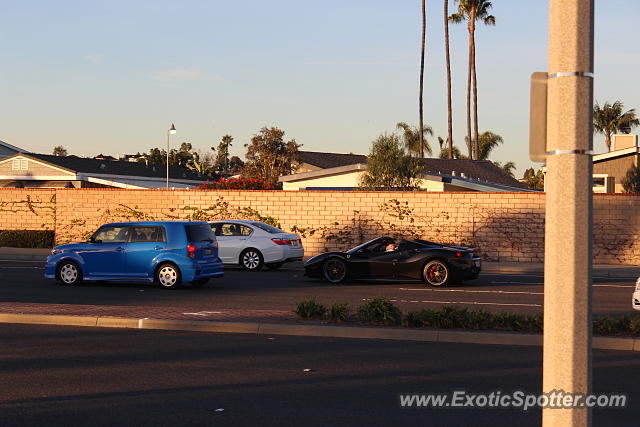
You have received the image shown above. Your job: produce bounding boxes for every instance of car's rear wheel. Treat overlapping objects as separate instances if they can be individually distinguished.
[191,278,209,287]
[323,258,347,283]
[422,259,450,287]
[57,261,82,286]
[156,263,181,289]
[240,249,263,271]
[265,262,283,270]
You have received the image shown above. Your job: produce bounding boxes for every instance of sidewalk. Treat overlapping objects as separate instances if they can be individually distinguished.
[2,247,638,278]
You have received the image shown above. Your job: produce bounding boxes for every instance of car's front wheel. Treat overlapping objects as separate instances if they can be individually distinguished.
[322,258,347,283]
[156,263,182,289]
[240,249,264,271]
[57,261,83,286]
[422,259,450,287]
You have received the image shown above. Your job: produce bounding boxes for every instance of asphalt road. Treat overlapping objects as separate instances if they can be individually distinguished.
[1,324,638,427]
[0,260,636,315]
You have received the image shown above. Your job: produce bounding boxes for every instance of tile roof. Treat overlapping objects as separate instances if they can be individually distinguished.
[298,151,367,169]
[420,158,525,188]
[24,153,217,181]
[298,150,523,188]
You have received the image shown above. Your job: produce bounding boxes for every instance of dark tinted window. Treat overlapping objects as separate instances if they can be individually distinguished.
[250,222,283,234]
[130,226,165,242]
[186,224,215,242]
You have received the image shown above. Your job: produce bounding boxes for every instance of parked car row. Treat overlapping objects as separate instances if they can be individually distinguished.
[45,220,303,288]
[45,220,482,289]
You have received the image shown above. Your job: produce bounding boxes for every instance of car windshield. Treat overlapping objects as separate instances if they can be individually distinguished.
[250,222,284,234]
[346,238,393,254]
[185,224,215,242]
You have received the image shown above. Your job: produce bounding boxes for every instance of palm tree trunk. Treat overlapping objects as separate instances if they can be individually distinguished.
[419,0,426,158]
[605,132,612,152]
[470,4,478,161]
[444,0,453,159]
[466,20,473,159]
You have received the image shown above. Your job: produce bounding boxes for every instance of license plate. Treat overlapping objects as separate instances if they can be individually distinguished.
[204,248,212,256]
[474,260,481,267]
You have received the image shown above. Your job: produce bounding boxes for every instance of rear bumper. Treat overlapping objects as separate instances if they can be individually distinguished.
[182,257,224,282]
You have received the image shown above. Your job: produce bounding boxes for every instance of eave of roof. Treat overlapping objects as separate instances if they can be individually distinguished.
[592,146,639,162]
[279,163,367,182]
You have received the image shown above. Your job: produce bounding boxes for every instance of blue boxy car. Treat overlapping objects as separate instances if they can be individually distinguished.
[45,221,224,288]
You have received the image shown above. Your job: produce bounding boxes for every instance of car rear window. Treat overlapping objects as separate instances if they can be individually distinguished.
[185,224,215,242]
[250,222,284,234]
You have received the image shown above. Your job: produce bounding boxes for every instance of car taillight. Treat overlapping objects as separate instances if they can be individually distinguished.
[452,251,463,260]
[214,241,218,248]
[271,238,290,245]
[187,244,196,259]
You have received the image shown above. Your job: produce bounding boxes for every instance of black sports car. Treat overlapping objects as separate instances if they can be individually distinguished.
[304,237,481,286]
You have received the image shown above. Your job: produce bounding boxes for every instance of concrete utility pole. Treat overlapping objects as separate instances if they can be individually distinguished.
[543,1,594,426]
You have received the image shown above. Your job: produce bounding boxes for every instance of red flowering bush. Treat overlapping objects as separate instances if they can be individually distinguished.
[196,177,276,190]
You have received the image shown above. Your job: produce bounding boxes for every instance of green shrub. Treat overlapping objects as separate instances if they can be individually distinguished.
[358,297,402,326]
[294,299,327,319]
[0,230,55,248]
[328,303,351,323]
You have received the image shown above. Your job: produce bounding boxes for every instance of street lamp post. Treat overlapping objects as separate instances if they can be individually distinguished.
[543,1,594,426]
[166,123,176,189]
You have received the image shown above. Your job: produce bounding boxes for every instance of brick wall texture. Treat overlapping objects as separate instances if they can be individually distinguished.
[0,189,639,264]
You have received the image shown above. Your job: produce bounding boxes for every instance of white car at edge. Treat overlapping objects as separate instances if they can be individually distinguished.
[633,277,640,311]
[208,220,304,271]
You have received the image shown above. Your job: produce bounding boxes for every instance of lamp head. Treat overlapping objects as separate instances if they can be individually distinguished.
[169,123,177,135]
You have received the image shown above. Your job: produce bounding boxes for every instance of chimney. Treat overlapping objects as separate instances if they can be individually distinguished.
[612,134,638,151]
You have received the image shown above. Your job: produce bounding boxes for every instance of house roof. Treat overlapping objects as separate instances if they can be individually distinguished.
[418,158,525,188]
[0,140,29,154]
[592,146,639,163]
[297,151,367,169]
[280,160,528,191]
[9,153,217,181]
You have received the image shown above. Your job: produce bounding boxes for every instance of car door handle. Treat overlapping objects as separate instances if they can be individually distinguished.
[154,246,164,250]
[116,247,125,252]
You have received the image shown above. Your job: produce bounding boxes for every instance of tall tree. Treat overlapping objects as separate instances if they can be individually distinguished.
[450,0,495,160]
[444,0,454,158]
[418,0,427,158]
[213,134,234,172]
[359,134,423,189]
[241,127,300,186]
[476,130,503,160]
[523,167,545,190]
[437,136,465,159]
[493,161,516,178]
[593,100,640,152]
[396,122,433,157]
[52,146,67,156]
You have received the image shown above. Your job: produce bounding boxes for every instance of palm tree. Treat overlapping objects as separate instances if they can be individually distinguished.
[477,130,503,160]
[464,131,503,160]
[493,161,516,178]
[450,0,495,160]
[438,138,465,159]
[593,100,640,151]
[444,0,453,158]
[397,122,433,157]
[419,0,427,158]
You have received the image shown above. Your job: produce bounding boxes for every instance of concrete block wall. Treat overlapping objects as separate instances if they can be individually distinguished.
[0,189,638,264]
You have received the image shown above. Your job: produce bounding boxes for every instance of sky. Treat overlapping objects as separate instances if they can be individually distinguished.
[1,0,639,177]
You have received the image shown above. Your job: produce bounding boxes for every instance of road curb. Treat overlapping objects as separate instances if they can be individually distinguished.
[0,312,637,351]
